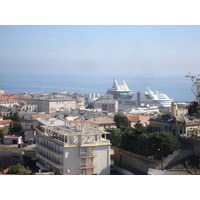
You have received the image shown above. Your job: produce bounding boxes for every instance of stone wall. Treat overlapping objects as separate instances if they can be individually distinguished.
[111,146,161,173]
[112,146,194,174]
[179,137,200,157]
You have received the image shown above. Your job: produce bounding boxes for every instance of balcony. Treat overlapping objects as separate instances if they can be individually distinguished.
[80,151,98,158]
[110,160,114,166]
[36,161,49,171]
[110,149,114,155]
[79,162,98,169]
[36,152,64,169]
[37,142,64,158]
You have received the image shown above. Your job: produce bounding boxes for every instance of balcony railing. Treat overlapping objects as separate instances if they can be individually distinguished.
[36,152,63,169]
[37,142,63,157]
[110,149,114,155]
[79,162,98,169]
[80,151,98,157]
[36,161,49,170]
[110,160,114,166]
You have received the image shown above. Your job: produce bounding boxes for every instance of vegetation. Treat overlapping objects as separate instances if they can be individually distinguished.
[0,145,24,152]
[0,125,10,141]
[187,101,200,116]
[107,113,180,159]
[185,73,200,103]
[147,132,180,159]
[0,111,23,141]
[8,163,28,175]
[114,113,130,128]
[105,128,121,146]
[86,102,94,109]
[3,111,23,122]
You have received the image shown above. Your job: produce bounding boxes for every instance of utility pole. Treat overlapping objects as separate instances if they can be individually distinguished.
[158,143,164,170]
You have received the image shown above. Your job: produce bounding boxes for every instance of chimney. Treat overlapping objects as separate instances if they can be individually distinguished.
[171,102,178,117]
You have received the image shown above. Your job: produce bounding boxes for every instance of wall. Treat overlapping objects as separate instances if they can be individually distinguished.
[63,147,80,175]
[93,145,110,175]
[112,146,194,174]
[179,137,200,157]
[114,165,134,175]
[112,146,160,174]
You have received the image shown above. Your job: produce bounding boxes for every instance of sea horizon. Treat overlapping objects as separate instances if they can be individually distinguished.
[0,72,195,102]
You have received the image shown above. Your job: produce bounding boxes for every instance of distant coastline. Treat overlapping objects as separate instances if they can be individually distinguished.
[0,73,194,102]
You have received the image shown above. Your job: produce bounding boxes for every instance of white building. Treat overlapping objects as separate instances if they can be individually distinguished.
[35,122,113,175]
[84,93,100,103]
[3,135,22,145]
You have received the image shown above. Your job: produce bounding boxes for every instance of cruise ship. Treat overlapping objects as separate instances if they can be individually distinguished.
[105,79,173,108]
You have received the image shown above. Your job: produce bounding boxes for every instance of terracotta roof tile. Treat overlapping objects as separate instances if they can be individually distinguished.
[72,121,84,125]
[0,119,12,124]
[32,114,50,119]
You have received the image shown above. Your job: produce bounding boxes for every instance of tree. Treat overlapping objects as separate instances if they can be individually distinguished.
[132,122,149,135]
[114,113,130,128]
[0,125,11,141]
[105,128,121,146]
[147,132,180,159]
[86,102,94,109]
[8,163,28,175]
[185,73,200,104]
[10,121,22,134]
[3,111,22,122]
[187,101,200,116]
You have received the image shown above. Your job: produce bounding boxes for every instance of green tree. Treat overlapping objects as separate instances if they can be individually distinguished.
[114,113,130,128]
[147,132,180,159]
[10,121,22,134]
[86,102,94,109]
[105,128,121,146]
[132,123,149,135]
[8,163,28,175]
[0,125,11,141]
[187,101,200,116]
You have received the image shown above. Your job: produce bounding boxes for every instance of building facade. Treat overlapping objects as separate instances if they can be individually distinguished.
[35,123,113,175]
[86,117,116,130]
[149,102,200,137]
[94,99,118,113]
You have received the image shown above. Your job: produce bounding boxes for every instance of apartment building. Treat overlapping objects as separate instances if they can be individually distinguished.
[86,117,116,130]
[35,122,113,175]
[150,102,200,136]
[94,99,118,113]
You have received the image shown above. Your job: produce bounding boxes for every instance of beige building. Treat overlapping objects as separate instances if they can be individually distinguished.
[35,122,113,175]
[86,117,116,130]
[150,102,200,137]
[94,99,118,113]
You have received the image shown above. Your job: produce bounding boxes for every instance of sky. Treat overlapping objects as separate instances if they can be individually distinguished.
[0,25,200,77]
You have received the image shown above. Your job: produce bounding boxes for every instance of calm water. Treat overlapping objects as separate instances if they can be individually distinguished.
[0,73,195,102]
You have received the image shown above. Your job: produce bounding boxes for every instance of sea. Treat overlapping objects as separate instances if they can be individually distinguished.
[0,73,195,102]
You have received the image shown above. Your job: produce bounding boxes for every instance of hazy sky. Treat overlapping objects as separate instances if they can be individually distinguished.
[0,25,200,77]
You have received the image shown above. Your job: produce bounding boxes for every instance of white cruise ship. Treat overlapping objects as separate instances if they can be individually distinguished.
[105,79,173,108]
[130,87,173,108]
